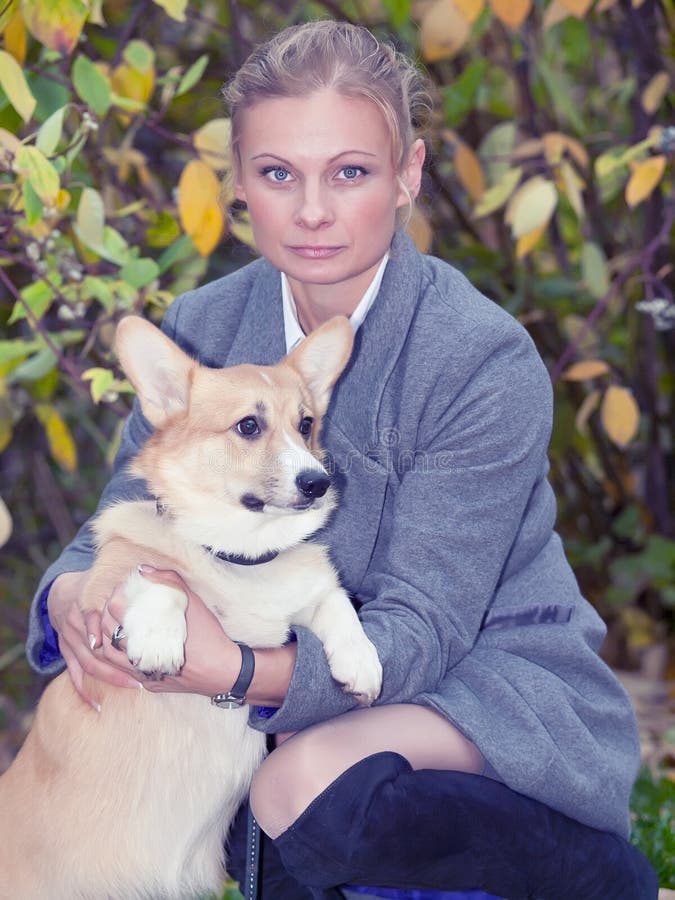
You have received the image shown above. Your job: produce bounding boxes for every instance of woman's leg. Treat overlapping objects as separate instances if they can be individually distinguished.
[250,703,483,838]
[250,704,658,900]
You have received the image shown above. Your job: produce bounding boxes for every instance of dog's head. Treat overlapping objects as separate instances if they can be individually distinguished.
[114,314,353,557]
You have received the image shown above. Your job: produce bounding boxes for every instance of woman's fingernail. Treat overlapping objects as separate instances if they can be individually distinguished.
[88,634,96,650]
[90,700,101,713]
[137,564,155,575]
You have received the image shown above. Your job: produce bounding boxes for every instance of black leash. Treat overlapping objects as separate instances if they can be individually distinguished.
[244,802,261,900]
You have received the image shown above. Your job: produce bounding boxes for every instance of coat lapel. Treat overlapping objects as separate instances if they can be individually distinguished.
[224,260,286,367]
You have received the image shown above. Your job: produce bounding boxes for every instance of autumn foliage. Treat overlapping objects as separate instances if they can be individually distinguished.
[0,0,673,695]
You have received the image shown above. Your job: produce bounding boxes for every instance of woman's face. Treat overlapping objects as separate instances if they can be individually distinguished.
[234,89,424,302]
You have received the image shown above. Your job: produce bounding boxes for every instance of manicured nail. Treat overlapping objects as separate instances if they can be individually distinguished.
[90,700,101,713]
[88,634,96,650]
[137,564,155,575]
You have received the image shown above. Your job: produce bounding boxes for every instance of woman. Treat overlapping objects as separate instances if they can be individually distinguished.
[27,21,656,899]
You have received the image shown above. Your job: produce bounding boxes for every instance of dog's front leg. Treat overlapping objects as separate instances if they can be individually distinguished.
[122,570,188,678]
[297,591,383,706]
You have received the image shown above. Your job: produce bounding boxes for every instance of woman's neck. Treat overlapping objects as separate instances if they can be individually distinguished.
[287,257,385,333]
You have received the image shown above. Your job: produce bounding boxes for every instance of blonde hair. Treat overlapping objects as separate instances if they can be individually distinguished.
[222,20,432,176]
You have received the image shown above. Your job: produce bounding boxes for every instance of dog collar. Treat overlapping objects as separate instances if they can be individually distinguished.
[205,548,279,566]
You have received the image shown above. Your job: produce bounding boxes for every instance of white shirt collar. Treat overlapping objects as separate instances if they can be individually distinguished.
[281,252,389,353]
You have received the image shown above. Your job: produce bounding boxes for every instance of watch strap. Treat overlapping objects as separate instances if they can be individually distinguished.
[211,642,255,709]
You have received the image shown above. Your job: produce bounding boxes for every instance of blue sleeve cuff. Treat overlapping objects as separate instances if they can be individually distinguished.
[38,581,62,668]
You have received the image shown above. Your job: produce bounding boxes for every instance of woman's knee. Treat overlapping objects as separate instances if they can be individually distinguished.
[250,728,337,838]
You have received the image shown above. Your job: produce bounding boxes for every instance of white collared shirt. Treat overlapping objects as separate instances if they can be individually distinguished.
[281,253,389,353]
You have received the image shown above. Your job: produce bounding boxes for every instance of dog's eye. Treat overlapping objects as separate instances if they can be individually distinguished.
[236,417,260,437]
[299,416,313,438]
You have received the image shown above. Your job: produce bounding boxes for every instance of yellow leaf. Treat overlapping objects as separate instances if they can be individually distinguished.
[4,8,27,64]
[559,159,585,219]
[112,62,155,107]
[229,211,256,250]
[152,0,188,21]
[454,142,485,201]
[419,0,471,61]
[0,49,36,121]
[0,0,19,31]
[562,360,610,381]
[596,0,619,8]
[454,0,485,22]
[177,160,224,257]
[489,0,532,29]
[406,207,433,253]
[575,389,600,435]
[0,495,11,548]
[625,156,666,208]
[21,0,88,55]
[543,0,571,27]
[0,126,21,157]
[505,176,558,238]
[13,146,60,203]
[558,0,593,16]
[473,166,522,218]
[515,223,546,258]
[601,386,640,448]
[193,118,232,173]
[35,404,78,473]
[641,72,670,116]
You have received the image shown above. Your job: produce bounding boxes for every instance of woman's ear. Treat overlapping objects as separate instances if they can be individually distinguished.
[397,138,426,207]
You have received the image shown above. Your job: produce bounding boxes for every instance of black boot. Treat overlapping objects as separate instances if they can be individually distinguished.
[273,752,658,900]
[226,799,346,899]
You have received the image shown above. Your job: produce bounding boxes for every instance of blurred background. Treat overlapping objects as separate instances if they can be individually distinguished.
[0,0,673,887]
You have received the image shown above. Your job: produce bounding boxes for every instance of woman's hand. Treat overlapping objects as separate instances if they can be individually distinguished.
[48,571,143,709]
[99,565,241,698]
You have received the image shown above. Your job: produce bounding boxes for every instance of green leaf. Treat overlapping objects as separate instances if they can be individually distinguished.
[147,211,181,247]
[82,367,114,403]
[581,242,610,299]
[0,339,40,363]
[441,60,488,129]
[14,145,60,204]
[8,280,55,324]
[123,39,155,72]
[36,105,65,156]
[176,54,209,97]
[7,347,57,383]
[74,186,105,253]
[0,49,37,122]
[538,59,585,134]
[72,55,112,117]
[119,258,160,289]
[157,234,195,273]
[22,178,44,225]
[380,0,412,29]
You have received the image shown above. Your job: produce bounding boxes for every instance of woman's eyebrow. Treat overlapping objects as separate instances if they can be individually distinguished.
[250,150,379,164]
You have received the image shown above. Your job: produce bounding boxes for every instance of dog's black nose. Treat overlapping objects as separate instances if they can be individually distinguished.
[296,470,330,499]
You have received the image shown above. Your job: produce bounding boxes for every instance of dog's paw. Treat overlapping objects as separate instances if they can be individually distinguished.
[123,574,188,678]
[324,632,383,706]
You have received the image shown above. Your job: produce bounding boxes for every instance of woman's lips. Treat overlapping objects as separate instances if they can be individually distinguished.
[288,246,344,259]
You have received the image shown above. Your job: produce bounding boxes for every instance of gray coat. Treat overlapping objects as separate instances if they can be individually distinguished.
[27,231,640,838]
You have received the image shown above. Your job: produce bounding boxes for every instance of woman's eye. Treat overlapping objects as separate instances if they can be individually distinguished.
[236,417,261,437]
[262,166,292,183]
[337,166,366,181]
[299,416,313,438]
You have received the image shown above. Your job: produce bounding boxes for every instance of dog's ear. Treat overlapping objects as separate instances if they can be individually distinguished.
[288,316,354,413]
[115,316,194,428]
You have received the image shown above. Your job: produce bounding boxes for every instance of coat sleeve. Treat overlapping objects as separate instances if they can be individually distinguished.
[25,301,185,675]
[250,324,557,733]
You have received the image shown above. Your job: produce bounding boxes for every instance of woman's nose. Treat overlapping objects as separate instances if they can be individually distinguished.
[295,181,333,229]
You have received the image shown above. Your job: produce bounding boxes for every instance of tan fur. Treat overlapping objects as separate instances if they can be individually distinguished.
[0,316,382,900]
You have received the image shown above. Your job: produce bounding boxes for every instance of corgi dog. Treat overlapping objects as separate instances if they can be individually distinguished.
[0,314,382,900]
